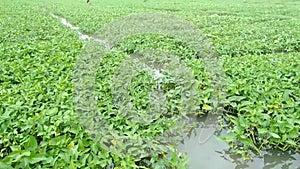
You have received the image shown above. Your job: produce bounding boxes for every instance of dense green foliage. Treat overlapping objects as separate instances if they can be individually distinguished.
[1,0,299,168]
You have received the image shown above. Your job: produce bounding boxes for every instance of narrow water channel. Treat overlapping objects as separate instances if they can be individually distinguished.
[50,13,110,48]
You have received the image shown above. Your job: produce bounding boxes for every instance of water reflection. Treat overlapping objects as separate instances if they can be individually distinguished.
[177,115,300,169]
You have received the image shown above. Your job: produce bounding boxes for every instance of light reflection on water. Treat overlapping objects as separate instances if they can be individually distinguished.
[178,119,300,169]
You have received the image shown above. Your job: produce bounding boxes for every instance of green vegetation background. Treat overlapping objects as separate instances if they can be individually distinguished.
[0,0,299,168]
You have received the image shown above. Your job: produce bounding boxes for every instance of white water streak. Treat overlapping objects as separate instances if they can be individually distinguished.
[50,13,165,78]
[50,13,111,48]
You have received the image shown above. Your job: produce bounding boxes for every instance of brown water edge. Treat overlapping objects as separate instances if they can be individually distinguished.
[177,114,300,169]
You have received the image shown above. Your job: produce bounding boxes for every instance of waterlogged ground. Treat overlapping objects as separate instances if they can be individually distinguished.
[178,115,300,169]
[1,0,300,168]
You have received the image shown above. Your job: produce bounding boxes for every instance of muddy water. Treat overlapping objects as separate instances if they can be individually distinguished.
[177,116,300,169]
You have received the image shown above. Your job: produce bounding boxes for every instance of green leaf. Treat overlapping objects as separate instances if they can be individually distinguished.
[0,162,13,169]
[239,136,259,153]
[25,136,38,150]
[269,132,280,139]
[227,96,246,102]
[47,107,58,115]
[28,154,51,164]
[49,135,66,146]
[286,140,297,146]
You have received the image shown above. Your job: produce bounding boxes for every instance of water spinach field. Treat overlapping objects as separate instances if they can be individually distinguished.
[1,0,300,168]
